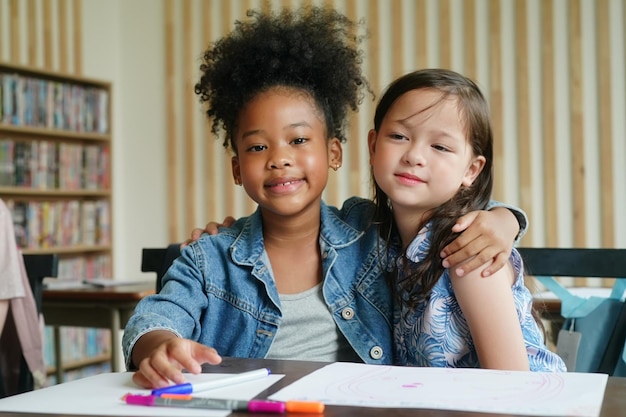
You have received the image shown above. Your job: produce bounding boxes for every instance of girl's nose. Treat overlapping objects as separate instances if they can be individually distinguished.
[267,148,293,169]
[402,144,426,166]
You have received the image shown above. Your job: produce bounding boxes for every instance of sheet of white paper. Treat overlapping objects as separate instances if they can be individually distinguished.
[0,372,283,416]
[269,362,607,417]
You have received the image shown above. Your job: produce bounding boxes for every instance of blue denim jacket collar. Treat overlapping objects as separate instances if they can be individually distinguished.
[230,200,365,266]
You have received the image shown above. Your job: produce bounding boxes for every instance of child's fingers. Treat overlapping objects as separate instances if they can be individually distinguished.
[135,356,180,388]
[131,370,154,388]
[222,216,236,227]
[203,216,236,235]
[203,222,221,235]
[442,235,483,268]
[441,233,471,260]
[191,228,205,240]
[450,211,479,233]
[181,345,222,375]
[441,215,481,259]
[163,342,221,377]
[479,252,509,277]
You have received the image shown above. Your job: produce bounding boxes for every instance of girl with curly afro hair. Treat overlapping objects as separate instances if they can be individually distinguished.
[124,6,527,389]
[194,6,371,151]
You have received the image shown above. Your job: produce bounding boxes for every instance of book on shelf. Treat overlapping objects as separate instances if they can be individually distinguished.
[0,137,110,190]
[4,199,110,249]
[0,72,110,134]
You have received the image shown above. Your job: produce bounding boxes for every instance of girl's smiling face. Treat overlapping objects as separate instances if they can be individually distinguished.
[232,87,341,219]
[368,88,485,230]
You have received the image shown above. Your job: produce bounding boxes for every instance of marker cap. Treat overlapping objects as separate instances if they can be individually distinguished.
[124,394,156,406]
[286,400,325,413]
[152,383,193,396]
[247,400,286,413]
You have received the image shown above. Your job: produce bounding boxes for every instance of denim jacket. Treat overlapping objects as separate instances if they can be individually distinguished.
[123,197,527,370]
[123,197,394,369]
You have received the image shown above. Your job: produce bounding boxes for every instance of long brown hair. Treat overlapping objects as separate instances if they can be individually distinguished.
[371,69,493,310]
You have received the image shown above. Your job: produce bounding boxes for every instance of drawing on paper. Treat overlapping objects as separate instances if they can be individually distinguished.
[269,362,608,417]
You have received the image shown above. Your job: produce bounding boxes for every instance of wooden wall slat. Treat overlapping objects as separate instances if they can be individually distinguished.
[182,0,195,234]
[202,0,217,222]
[73,0,83,74]
[58,0,68,72]
[315,0,337,206]
[10,0,19,62]
[0,0,3,58]
[464,0,477,80]
[164,0,179,242]
[367,0,380,95]
[489,0,504,201]
[325,0,343,206]
[27,0,37,65]
[597,0,614,286]
[346,0,361,197]
[243,4,259,215]
[439,0,451,69]
[238,5,257,216]
[391,0,403,76]
[416,0,428,68]
[597,0,614,247]
[261,0,271,14]
[222,0,237,218]
[541,0,558,247]
[515,0,532,245]
[42,0,53,69]
[568,0,587,286]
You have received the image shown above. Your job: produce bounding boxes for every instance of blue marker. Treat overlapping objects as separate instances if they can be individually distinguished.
[152,368,271,396]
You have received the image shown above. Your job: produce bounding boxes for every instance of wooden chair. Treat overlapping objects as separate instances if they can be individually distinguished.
[141,244,181,292]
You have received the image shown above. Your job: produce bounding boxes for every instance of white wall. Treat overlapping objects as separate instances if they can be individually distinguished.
[82,0,168,281]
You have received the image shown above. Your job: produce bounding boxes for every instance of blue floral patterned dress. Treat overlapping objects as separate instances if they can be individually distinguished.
[393,223,566,372]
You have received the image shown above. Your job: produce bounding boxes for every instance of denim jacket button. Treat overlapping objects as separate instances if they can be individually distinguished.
[369,346,383,359]
[341,307,354,320]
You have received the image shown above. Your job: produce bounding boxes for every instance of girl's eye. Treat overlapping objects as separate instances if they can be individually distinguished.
[432,144,450,152]
[247,144,267,152]
[389,133,406,141]
[292,137,307,145]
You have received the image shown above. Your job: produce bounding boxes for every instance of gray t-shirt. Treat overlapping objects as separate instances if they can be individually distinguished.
[267,284,361,363]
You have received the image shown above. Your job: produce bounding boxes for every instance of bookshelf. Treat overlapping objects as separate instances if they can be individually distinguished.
[0,62,113,383]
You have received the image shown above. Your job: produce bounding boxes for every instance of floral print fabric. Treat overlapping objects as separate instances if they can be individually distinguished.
[393,223,567,372]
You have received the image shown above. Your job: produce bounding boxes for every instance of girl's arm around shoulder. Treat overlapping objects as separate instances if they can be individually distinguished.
[450,259,530,371]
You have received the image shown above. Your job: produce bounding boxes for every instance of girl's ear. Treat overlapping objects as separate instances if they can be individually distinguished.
[461,155,486,187]
[328,137,343,169]
[367,129,377,165]
[231,156,242,186]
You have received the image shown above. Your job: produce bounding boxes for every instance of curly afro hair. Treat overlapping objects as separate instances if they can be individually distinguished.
[194,6,372,151]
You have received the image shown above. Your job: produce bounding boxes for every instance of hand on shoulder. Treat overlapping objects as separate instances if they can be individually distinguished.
[181,216,237,247]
